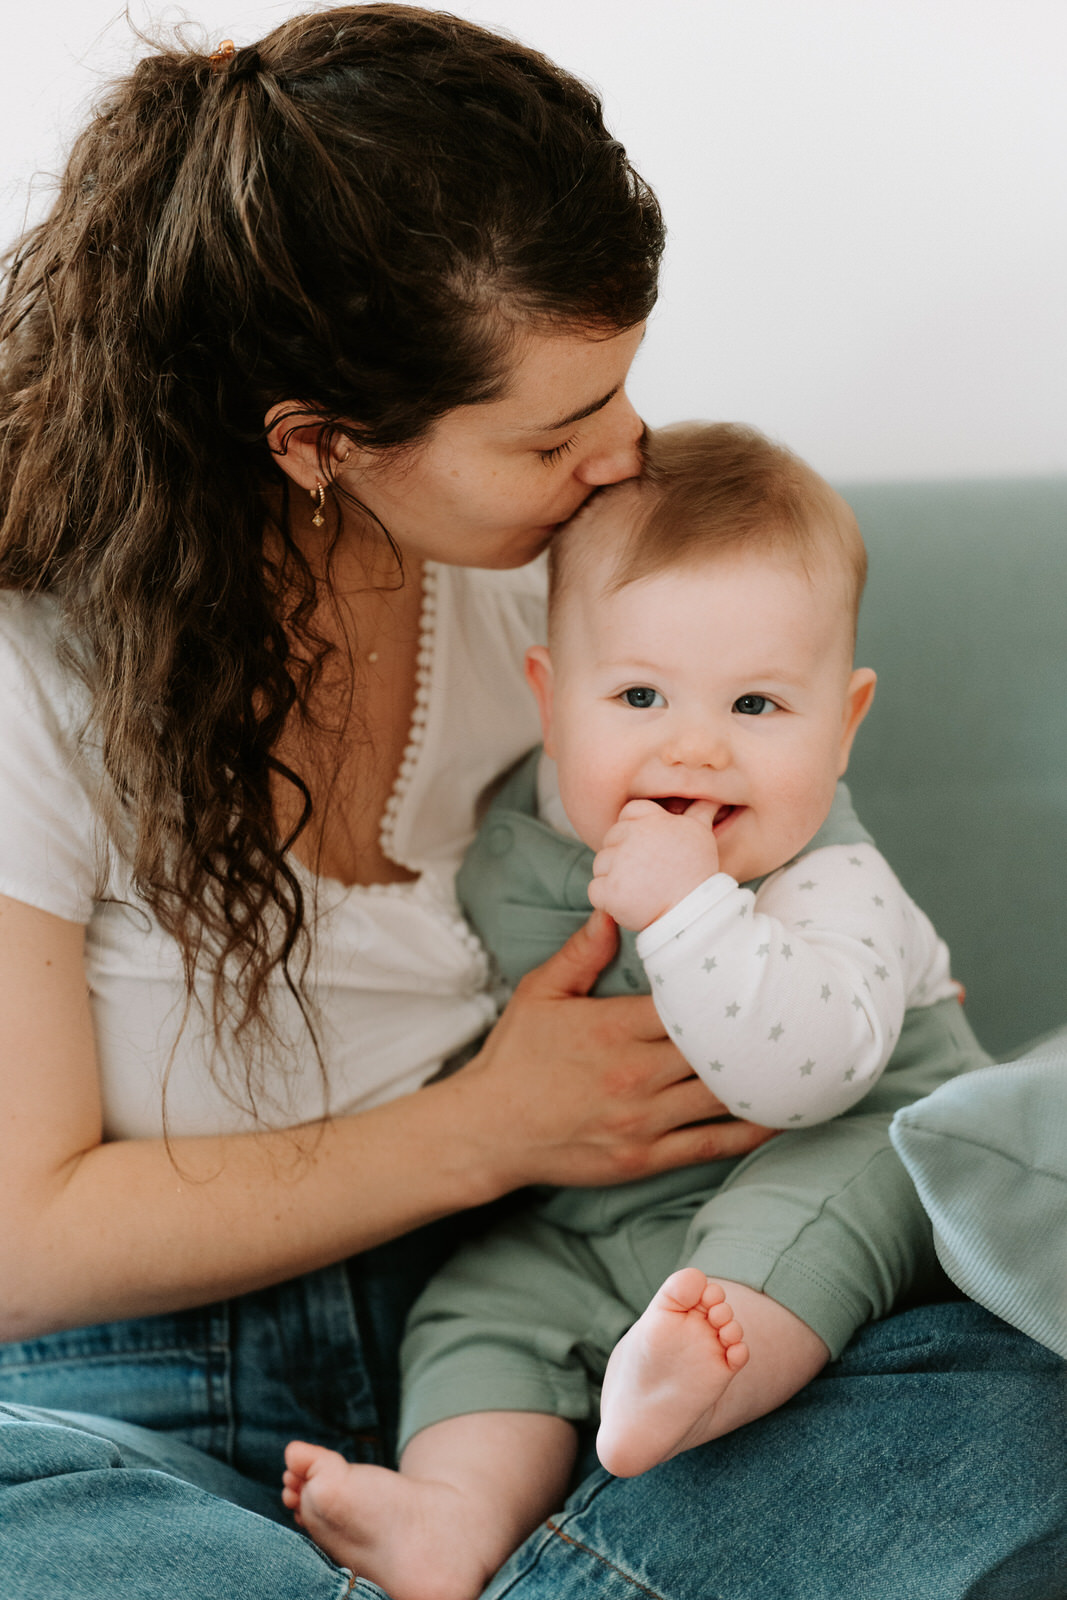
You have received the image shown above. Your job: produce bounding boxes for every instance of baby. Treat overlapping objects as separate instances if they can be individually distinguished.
[283,423,982,1600]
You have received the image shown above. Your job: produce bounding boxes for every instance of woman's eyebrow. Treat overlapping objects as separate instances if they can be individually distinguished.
[532,385,620,434]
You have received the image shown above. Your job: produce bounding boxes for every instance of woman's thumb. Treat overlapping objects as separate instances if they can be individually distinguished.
[520,909,618,998]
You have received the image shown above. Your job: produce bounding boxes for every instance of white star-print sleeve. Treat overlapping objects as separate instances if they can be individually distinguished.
[634,842,960,1128]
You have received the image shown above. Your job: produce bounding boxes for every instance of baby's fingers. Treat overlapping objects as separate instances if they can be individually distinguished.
[616,798,665,823]
[684,799,720,831]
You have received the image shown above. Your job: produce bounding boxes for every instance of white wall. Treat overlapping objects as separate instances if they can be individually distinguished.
[3,0,1064,481]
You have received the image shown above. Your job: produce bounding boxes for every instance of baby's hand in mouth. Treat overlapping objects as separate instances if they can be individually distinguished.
[589,798,722,931]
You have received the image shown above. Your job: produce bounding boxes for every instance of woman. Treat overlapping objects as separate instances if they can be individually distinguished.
[0,7,1061,1598]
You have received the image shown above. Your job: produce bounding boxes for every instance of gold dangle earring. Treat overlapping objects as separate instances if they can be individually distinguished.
[310,482,326,527]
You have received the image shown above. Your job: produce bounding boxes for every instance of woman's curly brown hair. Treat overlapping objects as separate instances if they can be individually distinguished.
[0,4,663,1114]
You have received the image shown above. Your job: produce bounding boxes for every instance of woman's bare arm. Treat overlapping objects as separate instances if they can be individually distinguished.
[0,900,772,1342]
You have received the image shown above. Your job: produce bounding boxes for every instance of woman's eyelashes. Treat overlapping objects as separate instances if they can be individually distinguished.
[538,434,579,466]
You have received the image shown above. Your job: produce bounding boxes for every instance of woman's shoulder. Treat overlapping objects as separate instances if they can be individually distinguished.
[0,585,63,647]
[0,589,80,702]
[0,590,102,922]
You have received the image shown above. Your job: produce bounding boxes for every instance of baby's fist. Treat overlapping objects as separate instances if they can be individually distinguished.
[589,798,721,930]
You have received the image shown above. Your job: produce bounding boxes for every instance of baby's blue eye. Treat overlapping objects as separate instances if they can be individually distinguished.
[622,686,665,709]
[734,694,775,715]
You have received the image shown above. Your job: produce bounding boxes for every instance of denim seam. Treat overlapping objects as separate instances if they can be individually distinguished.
[543,1518,671,1600]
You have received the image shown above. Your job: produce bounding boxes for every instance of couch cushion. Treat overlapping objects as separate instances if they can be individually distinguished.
[842,477,1067,1056]
[890,1027,1067,1357]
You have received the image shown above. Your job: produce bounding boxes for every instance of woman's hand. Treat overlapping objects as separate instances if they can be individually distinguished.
[446,909,776,1192]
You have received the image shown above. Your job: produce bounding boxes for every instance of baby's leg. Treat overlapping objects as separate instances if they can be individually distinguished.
[596,1267,749,1478]
[283,1410,575,1600]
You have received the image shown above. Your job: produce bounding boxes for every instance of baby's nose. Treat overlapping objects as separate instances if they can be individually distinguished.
[665,725,731,769]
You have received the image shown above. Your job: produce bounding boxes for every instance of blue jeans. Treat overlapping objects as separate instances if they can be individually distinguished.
[1,1228,1064,1599]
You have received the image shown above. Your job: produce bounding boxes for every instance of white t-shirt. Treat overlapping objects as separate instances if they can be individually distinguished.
[0,562,546,1140]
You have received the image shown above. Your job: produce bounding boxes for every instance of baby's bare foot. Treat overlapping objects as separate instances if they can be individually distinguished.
[282,1441,497,1600]
[596,1267,749,1478]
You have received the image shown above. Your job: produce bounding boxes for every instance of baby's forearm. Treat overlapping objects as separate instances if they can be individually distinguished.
[635,846,934,1125]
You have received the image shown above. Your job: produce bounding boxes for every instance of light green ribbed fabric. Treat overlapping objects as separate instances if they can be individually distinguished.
[891,1027,1067,1358]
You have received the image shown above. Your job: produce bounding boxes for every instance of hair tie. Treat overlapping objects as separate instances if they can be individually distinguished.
[209,39,236,72]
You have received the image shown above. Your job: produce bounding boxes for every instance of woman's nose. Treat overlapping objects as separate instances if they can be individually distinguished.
[574,396,645,486]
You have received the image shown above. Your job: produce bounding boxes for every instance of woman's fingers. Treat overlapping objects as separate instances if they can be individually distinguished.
[649,1117,778,1171]
[648,1068,731,1127]
[516,909,619,999]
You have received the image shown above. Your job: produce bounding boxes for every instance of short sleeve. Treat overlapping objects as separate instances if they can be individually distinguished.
[0,595,102,923]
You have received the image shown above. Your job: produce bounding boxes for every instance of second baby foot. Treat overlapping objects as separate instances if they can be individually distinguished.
[596,1267,749,1478]
[282,1441,498,1600]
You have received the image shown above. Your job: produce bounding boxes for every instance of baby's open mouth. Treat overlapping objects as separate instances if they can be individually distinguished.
[651,798,736,828]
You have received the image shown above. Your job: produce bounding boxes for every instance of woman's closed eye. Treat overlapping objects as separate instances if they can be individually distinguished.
[539,434,578,466]
[620,686,666,709]
[733,693,777,715]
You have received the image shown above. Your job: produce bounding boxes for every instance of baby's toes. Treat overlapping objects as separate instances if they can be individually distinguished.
[705,1297,736,1330]
[724,1336,751,1372]
[716,1317,745,1349]
[698,1279,727,1312]
[660,1266,711,1312]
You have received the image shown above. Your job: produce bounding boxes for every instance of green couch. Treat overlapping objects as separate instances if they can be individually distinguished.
[842,476,1066,1059]
[839,477,1066,1362]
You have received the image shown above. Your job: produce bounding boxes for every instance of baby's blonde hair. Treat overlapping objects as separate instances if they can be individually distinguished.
[550,422,867,647]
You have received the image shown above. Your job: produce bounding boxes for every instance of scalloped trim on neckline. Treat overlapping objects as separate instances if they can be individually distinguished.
[377,560,438,879]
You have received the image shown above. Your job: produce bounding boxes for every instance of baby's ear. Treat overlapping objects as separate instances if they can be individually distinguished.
[837,667,877,774]
[524,646,557,756]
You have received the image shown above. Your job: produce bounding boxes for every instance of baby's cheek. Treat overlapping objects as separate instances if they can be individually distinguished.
[558,763,629,850]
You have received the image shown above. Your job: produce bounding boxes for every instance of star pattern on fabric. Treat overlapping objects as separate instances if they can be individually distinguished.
[799,880,817,891]
[787,1113,804,1123]
[768,1023,785,1042]
[849,856,863,866]
[757,943,771,957]
[874,965,889,981]
[795,918,813,928]
[851,994,864,1010]
[738,905,749,918]
[844,1067,856,1082]
[671,1023,684,1038]
[707,1059,725,1073]
[799,1059,815,1076]
[872,895,885,907]
[702,957,718,973]
[653,973,665,985]
[781,943,793,960]
[820,985,831,1002]
[861,936,876,949]
[725,1002,741,1018]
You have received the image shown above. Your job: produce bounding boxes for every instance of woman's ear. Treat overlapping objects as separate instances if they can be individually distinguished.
[264,403,349,492]
[524,646,557,756]
[837,667,877,774]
